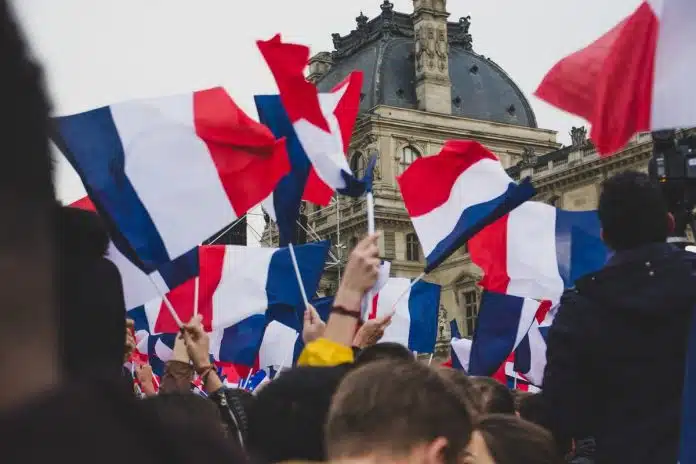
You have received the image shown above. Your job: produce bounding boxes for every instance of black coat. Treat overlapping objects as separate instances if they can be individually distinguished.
[543,243,696,464]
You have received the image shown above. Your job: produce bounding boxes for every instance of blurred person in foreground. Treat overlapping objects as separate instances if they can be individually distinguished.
[543,171,696,463]
[326,359,473,464]
[0,3,245,462]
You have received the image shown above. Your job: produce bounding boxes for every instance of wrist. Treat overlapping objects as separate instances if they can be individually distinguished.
[334,287,363,312]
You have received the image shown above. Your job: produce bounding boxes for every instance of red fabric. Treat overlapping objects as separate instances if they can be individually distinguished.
[70,196,96,211]
[468,214,511,294]
[397,140,499,217]
[535,2,658,156]
[193,87,290,215]
[257,34,329,131]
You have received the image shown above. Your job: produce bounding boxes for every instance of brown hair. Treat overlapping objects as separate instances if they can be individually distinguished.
[468,376,515,414]
[475,414,563,464]
[326,360,472,463]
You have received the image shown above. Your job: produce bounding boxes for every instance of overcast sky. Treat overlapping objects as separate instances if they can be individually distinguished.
[12,0,641,215]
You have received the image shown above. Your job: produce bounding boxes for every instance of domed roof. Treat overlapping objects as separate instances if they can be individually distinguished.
[314,2,537,128]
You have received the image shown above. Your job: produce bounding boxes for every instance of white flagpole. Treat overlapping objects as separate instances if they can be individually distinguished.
[288,243,309,309]
[147,274,183,327]
[363,191,376,319]
[387,272,426,316]
[243,369,254,390]
[193,276,200,317]
[428,353,434,366]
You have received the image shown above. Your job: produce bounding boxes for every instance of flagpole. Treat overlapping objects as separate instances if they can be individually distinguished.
[387,272,426,317]
[192,276,200,317]
[288,243,310,309]
[428,353,434,366]
[147,274,184,328]
[362,191,376,319]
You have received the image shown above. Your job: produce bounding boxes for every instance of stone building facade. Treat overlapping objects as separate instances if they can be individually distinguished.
[263,0,656,358]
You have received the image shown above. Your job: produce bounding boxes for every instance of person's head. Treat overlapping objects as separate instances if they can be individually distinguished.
[0,0,57,409]
[437,367,477,411]
[58,206,126,379]
[598,171,672,250]
[468,377,515,415]
[326,360,473,464]
[354,341,414,367]
[247,365,350,463]
[517,393,572,456]
[464,414,562,464]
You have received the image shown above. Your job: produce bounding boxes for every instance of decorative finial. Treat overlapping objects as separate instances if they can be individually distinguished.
[380,0,394,13]
[356,11,368,28]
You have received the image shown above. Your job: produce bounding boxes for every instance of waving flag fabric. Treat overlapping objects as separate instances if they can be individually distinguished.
[258,320,301,370]
[142,241,329,334]
[468,292,549,377]
[451,337,472,372]
[450,319,462,340]
[514,301,557,386]
[257,35,366,205]
[535,0,696,155]
[398,141,535,273]
[53,87,290,272]
[469,202,609,302]
[70,197,199,311]
[369,278,440,353]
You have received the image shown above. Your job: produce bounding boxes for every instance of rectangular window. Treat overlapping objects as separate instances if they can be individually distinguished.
[462,290,479,335]
[383,231,396,259]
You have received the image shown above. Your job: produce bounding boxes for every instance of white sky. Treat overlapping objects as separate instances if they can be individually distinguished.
[11,0,642,239]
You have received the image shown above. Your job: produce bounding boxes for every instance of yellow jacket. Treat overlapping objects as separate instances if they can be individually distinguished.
[297,338,354,367]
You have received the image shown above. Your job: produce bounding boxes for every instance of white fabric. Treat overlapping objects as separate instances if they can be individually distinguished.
[293,84,352,191]
[515,298,543,348]
[154,338,173,363]
[362,261,392,314]
[505,202,564,302]
[212,246,276,330]
[373,277,412,347]
[112,92,237,260]
[651,0,696,130]
[258,321,300,369]
[451,337,472,371]
[411,158,513,258]
[107,242,170,311]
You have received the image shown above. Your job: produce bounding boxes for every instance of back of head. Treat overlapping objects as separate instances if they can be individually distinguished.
[474,414,563,464]
[468,376,515,415]
[354,341,414,367]
[327,360,473,464]
[0,0,57,408]
[58,206,126,379]
[598,171,669,250]
[247,365,350,463]
[437,368,477,408]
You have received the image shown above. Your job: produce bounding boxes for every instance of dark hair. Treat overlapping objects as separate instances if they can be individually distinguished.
[0,0,56,343]
[327,360,473,464]
[598,171,669,250]
[475,414,563,464]
[247,365,350,463]
[517,393,573,456]
[354,341,414,367]
[437,368,477,413]
[468,377,515,415]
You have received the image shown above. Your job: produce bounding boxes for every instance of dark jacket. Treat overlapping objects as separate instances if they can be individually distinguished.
[58,206,126,379]
[543,243,696,464]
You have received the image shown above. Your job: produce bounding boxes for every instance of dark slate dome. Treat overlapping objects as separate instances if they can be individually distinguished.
[314,1,537,128]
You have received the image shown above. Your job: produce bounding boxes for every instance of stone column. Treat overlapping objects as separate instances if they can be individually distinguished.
[412,0,452,114]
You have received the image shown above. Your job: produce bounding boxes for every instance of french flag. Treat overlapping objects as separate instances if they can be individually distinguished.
[535,0,696,155]
[53,87,290,272]
[469,202,609,303]
[398,141,535,273]
[143,241,329,335]
[257,320,301,370]
[70,197,198,311]
[369,278,441,353]
[450,319,462,339]
[451,337,472,372]
[514,301,557,387]
[257,35,367,208]
[469,291,550,377]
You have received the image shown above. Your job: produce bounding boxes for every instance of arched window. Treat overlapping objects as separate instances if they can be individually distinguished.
[398,146,420,174]
[350,152,367,177]
[406,233,420,262]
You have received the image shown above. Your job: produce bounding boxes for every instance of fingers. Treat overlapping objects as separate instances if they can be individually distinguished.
[125,319,134,330]
[308,304,320,320]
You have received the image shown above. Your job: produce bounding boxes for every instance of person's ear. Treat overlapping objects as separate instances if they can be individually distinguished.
[667,212,676,235]
[423,437,449,464]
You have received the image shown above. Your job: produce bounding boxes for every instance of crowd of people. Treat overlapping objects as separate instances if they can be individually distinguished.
[1,2,694,463]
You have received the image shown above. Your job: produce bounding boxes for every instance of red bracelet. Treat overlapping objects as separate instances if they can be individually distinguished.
[331,305,361,319]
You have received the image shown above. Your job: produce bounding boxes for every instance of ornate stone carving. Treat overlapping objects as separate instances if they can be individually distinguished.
[520,147,537,167]
[331,33,342,50]
[436,28,447,71]
[425,26,436,70]
[356,11,368,29]
[450,16,473,51]
[570,126,588,147]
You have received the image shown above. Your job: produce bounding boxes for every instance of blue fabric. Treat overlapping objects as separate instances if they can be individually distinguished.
[424,177,536,273]
[450,319,462,340]
[266,241,330,310]
[156,247,200,292]
[680,308,696,463]
[255,95,311,246]
[408,281,440,353]
[217,314,267,365]
[555,209,609,287]
[469,291,527,376]
[53,108,170,272]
